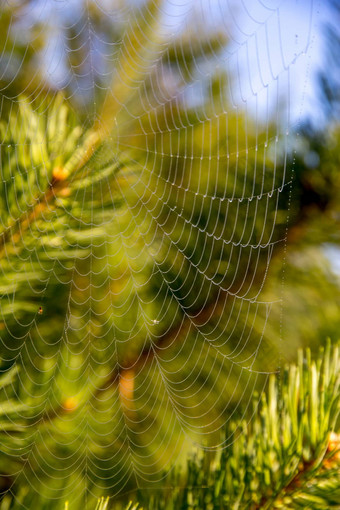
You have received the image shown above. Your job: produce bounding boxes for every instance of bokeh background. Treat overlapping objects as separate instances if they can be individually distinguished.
[0,0,339,507]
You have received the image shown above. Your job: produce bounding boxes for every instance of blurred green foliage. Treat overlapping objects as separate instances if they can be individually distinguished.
[1,343,339,509]
[0,0,339,508]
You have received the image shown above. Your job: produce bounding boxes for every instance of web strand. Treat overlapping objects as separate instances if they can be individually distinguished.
[0,0,315,506]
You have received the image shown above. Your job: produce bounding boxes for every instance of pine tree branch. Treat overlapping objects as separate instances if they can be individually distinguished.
[127,342,340,510]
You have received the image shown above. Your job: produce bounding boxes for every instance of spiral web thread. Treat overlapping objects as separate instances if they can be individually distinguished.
[0,0,315,506]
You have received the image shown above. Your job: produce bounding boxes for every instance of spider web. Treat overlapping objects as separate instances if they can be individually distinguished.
[0,0,315,507]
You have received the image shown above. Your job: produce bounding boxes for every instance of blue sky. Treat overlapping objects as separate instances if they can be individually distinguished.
[10,0,334,127]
